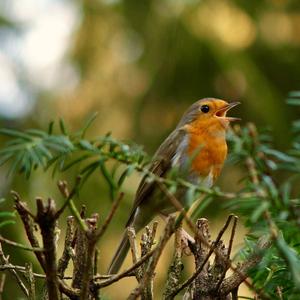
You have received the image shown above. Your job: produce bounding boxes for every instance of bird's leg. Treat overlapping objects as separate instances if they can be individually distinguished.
[178,227,195,256]
[159,212,169,221]
[159,213,194,256]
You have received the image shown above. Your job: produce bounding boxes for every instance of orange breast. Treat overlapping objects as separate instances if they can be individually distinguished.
[185,121,228,182]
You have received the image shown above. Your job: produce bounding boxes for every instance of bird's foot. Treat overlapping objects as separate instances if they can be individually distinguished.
[179,228,195,256]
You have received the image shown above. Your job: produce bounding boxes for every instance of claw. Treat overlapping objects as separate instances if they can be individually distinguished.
[179,228,195,256]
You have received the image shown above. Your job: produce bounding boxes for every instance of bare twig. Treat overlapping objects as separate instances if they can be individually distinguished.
[128,227,139,266]
[0,265,46,278]
[220,237,270,296]
[0,236,44,252]
[192,218,211,298]
[232,287,238,300]
[94,247,157,289]
[246,157,260,186]
[0,241,29,297]
[93,274,113,280]
[58,279,80,298]
[92,249,101,300]
[157,181,266,297]
[11,191,35,217]
[25,263,36,300]
[56,177,81,217]
[0,273,5,300]
[80,215,98,300]
[276,286,283,300]
[57,216,76,278]
[72,219,88,292]
[169,215,233,297]
[35,197,60,300]
[95,192,124,241]
[13,193,46,272]
[0,265,87,281]
[215,215,238,291]
[227,216,238,259]
[127,216,175,300]
[57,179,88,232]
[139,222,159,299]
[141,223,158,257]
[163,226,183,299]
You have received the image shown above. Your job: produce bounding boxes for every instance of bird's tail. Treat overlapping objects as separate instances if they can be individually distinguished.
[107,230,130,275]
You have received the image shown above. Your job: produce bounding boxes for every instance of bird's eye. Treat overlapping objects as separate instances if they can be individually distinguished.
[201,105,210,113]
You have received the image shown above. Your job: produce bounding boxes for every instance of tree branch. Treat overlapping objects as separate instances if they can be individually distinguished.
[35,197,60,300]
[0,241,29,297]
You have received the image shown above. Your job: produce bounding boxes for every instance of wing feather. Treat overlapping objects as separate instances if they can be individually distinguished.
[126,128,186,226]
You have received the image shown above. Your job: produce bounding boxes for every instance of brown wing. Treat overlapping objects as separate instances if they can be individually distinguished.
[126,128,186,226]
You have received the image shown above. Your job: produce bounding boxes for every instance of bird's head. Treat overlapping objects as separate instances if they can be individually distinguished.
[178,98,240,133]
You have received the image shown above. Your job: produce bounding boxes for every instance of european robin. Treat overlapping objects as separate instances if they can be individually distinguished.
[108,98,240,274]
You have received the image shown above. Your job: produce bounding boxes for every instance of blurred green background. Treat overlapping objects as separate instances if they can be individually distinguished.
[1,0,300,298]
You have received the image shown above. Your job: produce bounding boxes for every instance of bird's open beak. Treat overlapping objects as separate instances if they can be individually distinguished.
[215,102,241,122]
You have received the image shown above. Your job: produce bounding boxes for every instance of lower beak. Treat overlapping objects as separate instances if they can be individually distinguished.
[215,102,241,122]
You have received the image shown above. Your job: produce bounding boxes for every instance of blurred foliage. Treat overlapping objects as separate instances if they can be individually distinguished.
[66,0,300,148]
[0,198,15,229]
[225,93,300,298]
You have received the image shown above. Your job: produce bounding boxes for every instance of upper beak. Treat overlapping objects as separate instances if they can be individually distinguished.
[215,102,241,121]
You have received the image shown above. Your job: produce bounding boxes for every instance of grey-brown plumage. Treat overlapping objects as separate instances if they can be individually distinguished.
[107,128,186,274]
[107,98,239,274]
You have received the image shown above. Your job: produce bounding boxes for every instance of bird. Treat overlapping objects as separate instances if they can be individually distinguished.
[107,98,240,274]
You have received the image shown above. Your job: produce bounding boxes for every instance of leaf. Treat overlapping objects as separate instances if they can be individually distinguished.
[0,211,15,218]
[262,175,278,200]
[281,183,291,206]
[117,164,135,187]
[7,151,26,177]
[0,220,15,228]
[168,183,177,195]
[46,155,60,171]
[48,120,54,135]
[78,140,96,151]
[21,154,32,178]
[43,141,69,153]
[191,196,213,220]
[263,148,296,163]
[99,160,118,200]
[111,161,120,178]
[46,136,74,150]
[0,128,32,141]
[37,143,53,160]
[0,152,13,167]
[287,98,300,106]
[265,159,278,170]
[58,156,67,171]
[28,147,43,167]
[276,233,300,289]
[288,91,300,98]
[0,144,29,155]
[62,154,91,171]
[250,201,270,223]
[80,162,99,186]
[80,160,100,174]
[6,138,28,147]
[59,118,68,135]
[185,186,197,207]
[79,112,99,138]
[26,129,47,137]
